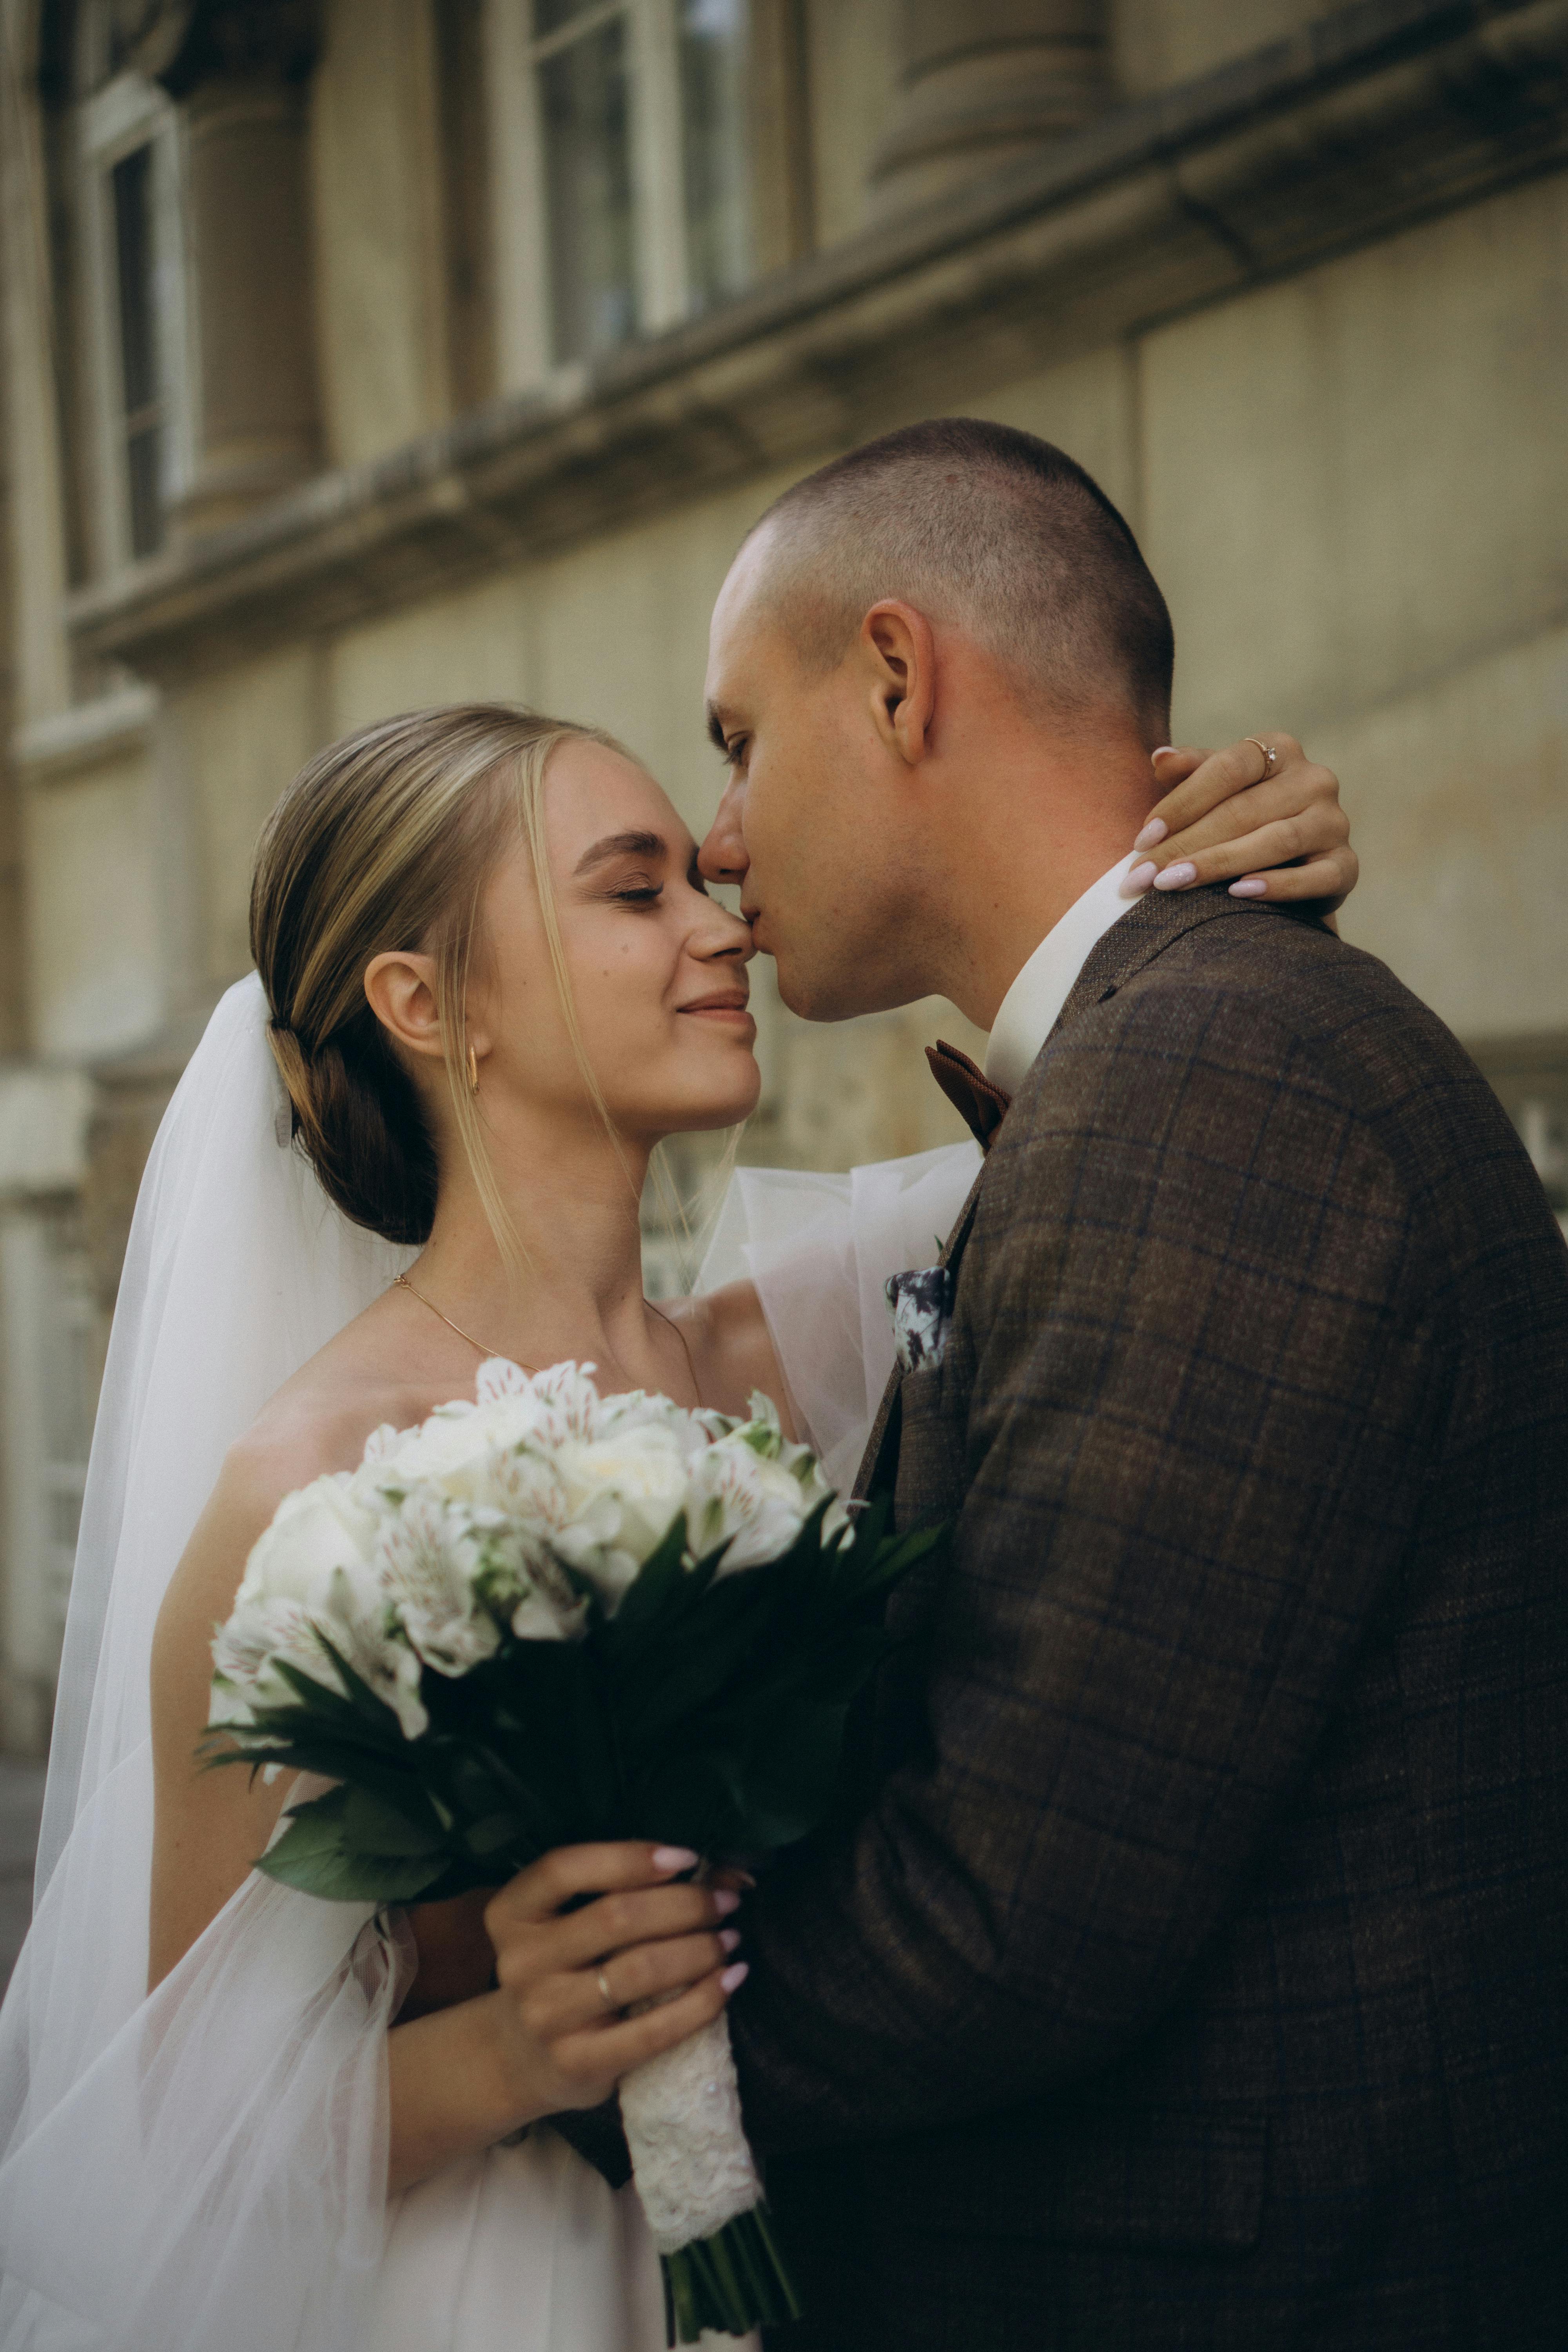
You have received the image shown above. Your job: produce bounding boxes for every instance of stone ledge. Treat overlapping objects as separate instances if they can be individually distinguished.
[65,0,1568,677]
[12,683,158,779]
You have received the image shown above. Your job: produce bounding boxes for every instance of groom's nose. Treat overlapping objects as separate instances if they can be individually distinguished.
[698,776,750,891]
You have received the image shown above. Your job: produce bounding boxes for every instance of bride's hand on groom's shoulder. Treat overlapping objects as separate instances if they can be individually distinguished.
[1127,733,1357,914]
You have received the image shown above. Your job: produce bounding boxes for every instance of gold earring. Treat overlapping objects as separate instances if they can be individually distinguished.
[466,1045,480,1094]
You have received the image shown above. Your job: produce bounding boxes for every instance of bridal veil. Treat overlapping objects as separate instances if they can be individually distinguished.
[0,973,977,2349]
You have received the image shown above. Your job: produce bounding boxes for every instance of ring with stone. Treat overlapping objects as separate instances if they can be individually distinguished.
[1245,736,1278,775]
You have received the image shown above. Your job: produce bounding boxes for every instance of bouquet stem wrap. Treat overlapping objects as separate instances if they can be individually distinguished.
[620,2011,799,2340]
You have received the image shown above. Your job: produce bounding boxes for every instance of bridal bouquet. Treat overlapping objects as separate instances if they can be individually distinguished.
[205,1358,941,2345]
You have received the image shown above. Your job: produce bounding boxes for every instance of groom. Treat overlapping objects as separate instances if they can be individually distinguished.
[692,420,1568,2347]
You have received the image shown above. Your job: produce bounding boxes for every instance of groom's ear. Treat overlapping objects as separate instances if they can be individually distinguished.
[862,601,936,768]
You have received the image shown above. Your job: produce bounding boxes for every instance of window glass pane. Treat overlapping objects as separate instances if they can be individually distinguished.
[680,0,753,311]
[540,20,637,361]
[125,428,162,563]
[110,142,163,557]
[111,144,157,412]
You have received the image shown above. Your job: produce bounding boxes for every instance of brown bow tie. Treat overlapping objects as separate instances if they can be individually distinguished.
[927,1040,1012,1150]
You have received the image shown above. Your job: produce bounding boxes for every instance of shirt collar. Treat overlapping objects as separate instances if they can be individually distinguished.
[983,853,1140,1096]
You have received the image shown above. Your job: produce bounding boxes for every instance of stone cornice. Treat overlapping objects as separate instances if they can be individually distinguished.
[67,0,1568,677]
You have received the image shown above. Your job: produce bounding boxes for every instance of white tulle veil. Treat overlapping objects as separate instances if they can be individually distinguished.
[0,975,416,2350]
[0,971,978,2350]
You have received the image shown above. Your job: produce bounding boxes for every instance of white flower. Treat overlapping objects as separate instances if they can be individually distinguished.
[510,1565,588,1642]
[238,1472,382,1601]
[548,1424,691,1609]
[212,1551,427,1739]
[685,1439,815,1572]
[375,1491,504,1678]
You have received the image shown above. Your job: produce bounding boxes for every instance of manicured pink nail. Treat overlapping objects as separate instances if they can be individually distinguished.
[720,1961,750,1994]
[719,1927,742,1953]
[1120,860,1158,897]
[1152,745,1176,759]
[713,1887,741,1916]
[1153,861,1197,891]
[1229,877,1268,898]
[652,1846,698,1872]
[1134,817,1168,849]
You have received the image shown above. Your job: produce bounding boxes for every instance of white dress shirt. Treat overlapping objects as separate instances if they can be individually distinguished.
[983,852,1140,1096]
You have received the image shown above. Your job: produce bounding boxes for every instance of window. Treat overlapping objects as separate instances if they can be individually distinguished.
[78,71,187,570]
[528,0,755,364]
[109,143,163,556]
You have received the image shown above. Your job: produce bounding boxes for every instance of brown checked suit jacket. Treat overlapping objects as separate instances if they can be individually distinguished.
[727,884,1568,2350]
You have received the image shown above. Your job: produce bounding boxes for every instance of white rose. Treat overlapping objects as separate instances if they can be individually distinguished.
[550,1425,690,1609]
[236,1473,381,1606]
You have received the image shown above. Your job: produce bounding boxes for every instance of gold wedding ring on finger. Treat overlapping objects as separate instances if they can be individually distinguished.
[596,1967,619,2013]
[1245,737,1278,777]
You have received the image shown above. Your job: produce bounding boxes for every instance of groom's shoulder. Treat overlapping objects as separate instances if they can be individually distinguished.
[1034,898,1479,1119]
[999,896,1539,1224]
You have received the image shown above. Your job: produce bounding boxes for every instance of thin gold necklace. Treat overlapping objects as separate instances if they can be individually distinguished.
[392,1271,702,1402]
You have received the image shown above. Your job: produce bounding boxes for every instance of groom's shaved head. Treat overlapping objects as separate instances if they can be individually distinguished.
[741,417,1174,742]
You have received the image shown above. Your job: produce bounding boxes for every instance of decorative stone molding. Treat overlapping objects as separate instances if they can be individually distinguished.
[12,681,158,779]
[871,0,1110,213]
[64,0,1568,678]
[117,2,323,537]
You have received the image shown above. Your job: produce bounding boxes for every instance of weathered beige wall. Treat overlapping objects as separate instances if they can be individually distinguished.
[310,0,451,468]
[1140,174,1568,744]
[1134,172,1568,1037]
[1111,0,1324,96]
[1317,624,1568,1040]
[174,646,326,988]
[329,572,534,736]
[25,754,162,1058]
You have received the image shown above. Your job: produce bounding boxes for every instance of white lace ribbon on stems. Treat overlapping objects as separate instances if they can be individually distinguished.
[618,2014,762,2252]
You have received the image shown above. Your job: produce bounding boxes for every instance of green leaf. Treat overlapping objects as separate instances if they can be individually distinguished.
[256,1789,450,1904]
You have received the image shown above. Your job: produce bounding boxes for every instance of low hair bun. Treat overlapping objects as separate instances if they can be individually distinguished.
[267,1010,437,1246]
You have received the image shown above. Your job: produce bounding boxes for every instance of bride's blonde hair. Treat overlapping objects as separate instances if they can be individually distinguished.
[251,702,629,1265]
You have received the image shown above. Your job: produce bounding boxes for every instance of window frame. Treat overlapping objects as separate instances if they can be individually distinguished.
[77,70,191,575]
[486,0,755,389]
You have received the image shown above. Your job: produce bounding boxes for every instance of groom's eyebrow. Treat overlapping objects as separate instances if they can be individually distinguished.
[573,829,666,876]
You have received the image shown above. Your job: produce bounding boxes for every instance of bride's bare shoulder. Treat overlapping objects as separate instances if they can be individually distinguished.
[666,1282,799,1436]
[158,1328,436,1655]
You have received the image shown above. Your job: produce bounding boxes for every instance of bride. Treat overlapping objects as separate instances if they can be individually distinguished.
[0,702,1353,2349]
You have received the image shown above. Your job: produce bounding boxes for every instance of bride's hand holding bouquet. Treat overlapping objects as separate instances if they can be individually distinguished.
[204,1358,940,2344]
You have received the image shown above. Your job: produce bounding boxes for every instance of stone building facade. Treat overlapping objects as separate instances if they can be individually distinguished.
[0,0,1565,1749]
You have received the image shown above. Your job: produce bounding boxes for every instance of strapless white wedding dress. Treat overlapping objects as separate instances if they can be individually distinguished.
[0,974,980,2352]
[376,2134,670,2352]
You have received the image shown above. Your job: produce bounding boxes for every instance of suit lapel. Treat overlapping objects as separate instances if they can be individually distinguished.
[851,891,1325,1502]
[852,1154,989,1500]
